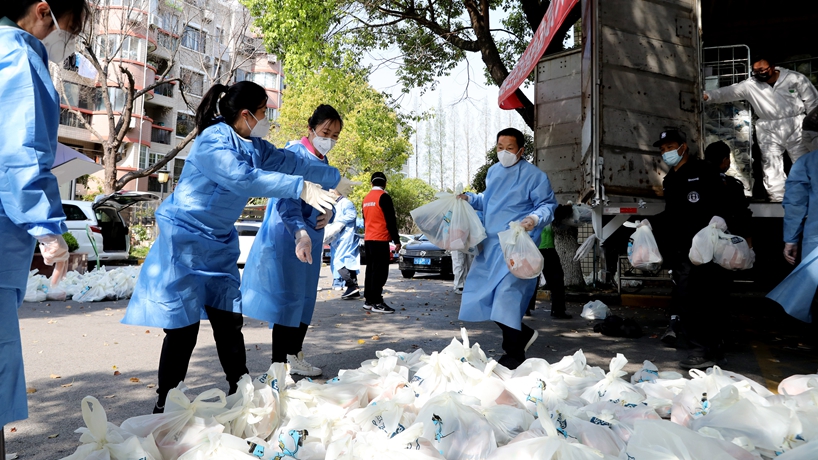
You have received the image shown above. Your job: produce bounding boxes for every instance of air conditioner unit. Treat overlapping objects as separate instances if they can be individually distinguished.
[267,54,277,65]
[203,56,212,66]
[128,117,138,129]
[149,15,163,29]
[204,11,215,23]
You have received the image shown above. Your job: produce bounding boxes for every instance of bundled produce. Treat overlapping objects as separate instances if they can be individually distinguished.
[24,266,142,302]
[62,329,818,460]
[498,221,543,279]
[410,184,487,252]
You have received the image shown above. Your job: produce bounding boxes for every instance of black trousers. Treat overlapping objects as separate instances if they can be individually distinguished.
[272,322,309,363]
[156,305,248,407]
[364,240,391,304]
[338,267,358,288]
[684,262,729,357]
[527,248,566,314]
[495,321,535,362]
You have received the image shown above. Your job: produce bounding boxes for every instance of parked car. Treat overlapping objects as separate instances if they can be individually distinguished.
[62,191,159,265]
[398,234,453,278]
[235,221,262,267]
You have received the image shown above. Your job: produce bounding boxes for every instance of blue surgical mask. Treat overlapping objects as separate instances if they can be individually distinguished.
[662,149,683,167]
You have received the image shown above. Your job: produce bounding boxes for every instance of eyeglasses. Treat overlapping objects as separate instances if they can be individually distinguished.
[752,67,771,74]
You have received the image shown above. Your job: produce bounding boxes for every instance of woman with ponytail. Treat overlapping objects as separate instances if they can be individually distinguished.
[1,0,89,432]
[122,82,356,413]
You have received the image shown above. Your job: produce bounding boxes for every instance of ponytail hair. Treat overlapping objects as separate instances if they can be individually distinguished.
[2,0,90,34]
[195,81,269,134]
[308,104,343,130]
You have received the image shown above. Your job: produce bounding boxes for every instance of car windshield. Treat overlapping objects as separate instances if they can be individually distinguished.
[417,234,429,242]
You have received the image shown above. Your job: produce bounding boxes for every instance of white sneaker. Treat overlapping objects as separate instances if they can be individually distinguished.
[287,351,322,377]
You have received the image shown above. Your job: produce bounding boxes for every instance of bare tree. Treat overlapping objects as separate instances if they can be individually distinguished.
[464,113,472,187]
[57,0,267,194]
[450,104,459,190]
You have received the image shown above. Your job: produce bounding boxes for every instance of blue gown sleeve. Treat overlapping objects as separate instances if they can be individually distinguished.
[465,192,485,211]
[194,129,305,200]
[276,198,307,237]
[338,200,357,226]
[527,167,558,236]
[783,158,811,244]
[256,139,341,190]
[0,46,66,238]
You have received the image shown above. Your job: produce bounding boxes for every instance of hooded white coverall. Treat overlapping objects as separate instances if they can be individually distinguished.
[705,68,818,201]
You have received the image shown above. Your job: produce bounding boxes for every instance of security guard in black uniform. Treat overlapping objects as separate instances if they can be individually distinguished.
[704,141,753,245]
[653,129,729,369]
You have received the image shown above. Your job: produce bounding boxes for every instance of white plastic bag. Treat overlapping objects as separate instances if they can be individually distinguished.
[416,392,497,460]
[626,419,759,460]
[580,354,645,404]
[410,184,487,252]
[690,216,728,265]
[713,232,755,270]
[323,222,344,244]
[498,221,543,279]
[624,220,662,271]
[580,300,610,320]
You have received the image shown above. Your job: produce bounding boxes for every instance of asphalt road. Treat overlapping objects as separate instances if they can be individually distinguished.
[6,265,818,459]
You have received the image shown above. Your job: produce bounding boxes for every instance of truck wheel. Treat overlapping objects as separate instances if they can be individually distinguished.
[401,270,415,279]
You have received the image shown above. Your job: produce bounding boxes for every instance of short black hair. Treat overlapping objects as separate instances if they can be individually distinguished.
[2,0,90,34]
[371,171,387,186]
[309,104,343,130]
[496,128,525,149]
[752,56,774,67]
[704,141,731,164]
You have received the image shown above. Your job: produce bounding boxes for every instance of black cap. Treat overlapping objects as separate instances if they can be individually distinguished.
[371,172,387,185]
[653,129,687,147]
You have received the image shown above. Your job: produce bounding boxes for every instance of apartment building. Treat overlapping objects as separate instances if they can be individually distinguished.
[57,0,283,198]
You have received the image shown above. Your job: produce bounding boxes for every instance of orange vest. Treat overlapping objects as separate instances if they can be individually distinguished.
[363,189,391,241]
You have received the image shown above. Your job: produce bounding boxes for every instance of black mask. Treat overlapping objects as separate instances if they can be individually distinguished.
[753,71,772,82]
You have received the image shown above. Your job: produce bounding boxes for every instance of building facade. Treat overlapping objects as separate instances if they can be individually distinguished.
[57,0,283,198]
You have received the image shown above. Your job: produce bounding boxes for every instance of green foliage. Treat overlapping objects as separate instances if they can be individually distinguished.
[387,177,438,233]
[63,233,79,253]
[130,245,150,259]
[130,224,150,246]
[272,66,412,184]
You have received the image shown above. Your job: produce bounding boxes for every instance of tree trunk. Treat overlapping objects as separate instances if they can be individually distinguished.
[554,225,584,287]
[103,146,118,195]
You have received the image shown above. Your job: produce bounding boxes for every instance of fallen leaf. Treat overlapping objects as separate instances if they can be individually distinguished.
[105,307,112,311]
[61,382,73,388]
[10,427,17,432]
[65,306,71,309]
[129,377,140,383]
[47,434,59,438]
[145,330,150,334]
[103,395,116,399]
[26,387,37,394]
[49,374,61,379]
[113,371,121,376]
[371,335,380,341]
[357,339,366,344]
[112,365,118,370]
[47,320,57,324]
[146,383,156,389]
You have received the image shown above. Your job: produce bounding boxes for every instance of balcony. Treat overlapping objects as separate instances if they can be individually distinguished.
[151,125,173,145]
[60,109,92,128]
[154,82,174,98]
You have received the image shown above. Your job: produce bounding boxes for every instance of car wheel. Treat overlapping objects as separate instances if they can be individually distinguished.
[401,270,415,279]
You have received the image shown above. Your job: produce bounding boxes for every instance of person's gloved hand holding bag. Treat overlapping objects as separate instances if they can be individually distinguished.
[294,230,313,264]
[38,234,69,265]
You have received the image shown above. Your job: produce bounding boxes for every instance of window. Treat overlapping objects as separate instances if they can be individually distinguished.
[62,204,90,221]
[62,82,97,110]
[252,72,276,89]
[94,34,144,61]
[137,145,162,170]
[234,68,250,83]
[161,11,180,34]
[157,31,179,50]
[95,88,126,112]
[147,176,162,192]
[181,26,205,53]
[59,109,92,128]
[266,107,279,122]
[215,27,225,46]
[176,113,196,137]
[180,69,204,96]
[173,158,185,184]
[154,82,174,98]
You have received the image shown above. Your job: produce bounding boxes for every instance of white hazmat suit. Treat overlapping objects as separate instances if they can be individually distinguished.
[705,68,818,201]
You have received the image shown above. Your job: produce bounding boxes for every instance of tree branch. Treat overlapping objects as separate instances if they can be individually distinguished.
[114,128,198,190]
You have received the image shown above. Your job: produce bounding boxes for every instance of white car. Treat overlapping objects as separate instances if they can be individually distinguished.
[62,192,159,264]
[235,221,261,267]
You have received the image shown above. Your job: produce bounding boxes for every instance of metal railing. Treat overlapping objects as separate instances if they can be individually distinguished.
[59,109,93,128]
[151,127,172,145]
[154,82,174,98]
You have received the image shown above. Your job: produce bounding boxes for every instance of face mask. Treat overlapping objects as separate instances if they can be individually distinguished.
[311,130,337,155]
[753,70,772,82]
[662,148,683,167]
[42,9,77,64]
[497,149,520,168]
[245,112,271,138]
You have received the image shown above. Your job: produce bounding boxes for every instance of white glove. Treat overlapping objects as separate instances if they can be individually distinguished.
[521,215,539,231]
[295,229,313,264]
[300,181,335,214]
[335,177,361,197]
[315,209,333,230]
[38,234,69,265]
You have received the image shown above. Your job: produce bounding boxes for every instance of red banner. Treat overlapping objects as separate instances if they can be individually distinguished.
[497,0,579,110]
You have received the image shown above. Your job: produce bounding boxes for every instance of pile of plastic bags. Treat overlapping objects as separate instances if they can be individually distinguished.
[25,266,142,303]
[61,329,818,459]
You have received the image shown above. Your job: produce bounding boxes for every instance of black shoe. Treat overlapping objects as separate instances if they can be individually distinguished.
[341,286,360,299]
[660,326,677,347]
[680,354,722,370]
[497,354,524,370]
[369,302,395,314]
[524,310,533,317]
[551,311,572,319]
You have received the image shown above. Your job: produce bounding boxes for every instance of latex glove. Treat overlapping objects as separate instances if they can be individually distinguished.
[38,234,69,265]
[703,92,709,101]
[50,260,68,288]
[784,242,798,265]
[315,209,333,230]
[295,230,313,264]
[521,216,538,232]
[335,177,362,197]
[301,181,335,214]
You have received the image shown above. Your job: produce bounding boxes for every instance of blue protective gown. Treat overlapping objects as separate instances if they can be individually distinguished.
[767,150,818,322]
[241,141,328,327]
[330,196,360,280]
[123,124,340,329]
[0,21,68,426]
[459,160,557,330]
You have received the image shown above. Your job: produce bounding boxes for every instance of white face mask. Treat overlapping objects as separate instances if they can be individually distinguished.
[497,148,521,168]
[42,9,77,64]
[245,112,271,138]
[311,129,337,155]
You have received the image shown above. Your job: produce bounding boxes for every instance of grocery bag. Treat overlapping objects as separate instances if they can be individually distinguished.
[713,232,755,270]
[689,216,727,265]
[416,392,497,460]
[580,300,609,320]
[580,354,645,404]
[410,184,486,252]
[626,419,759,460]
[498,221,544,279]
[624,220,662,271]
